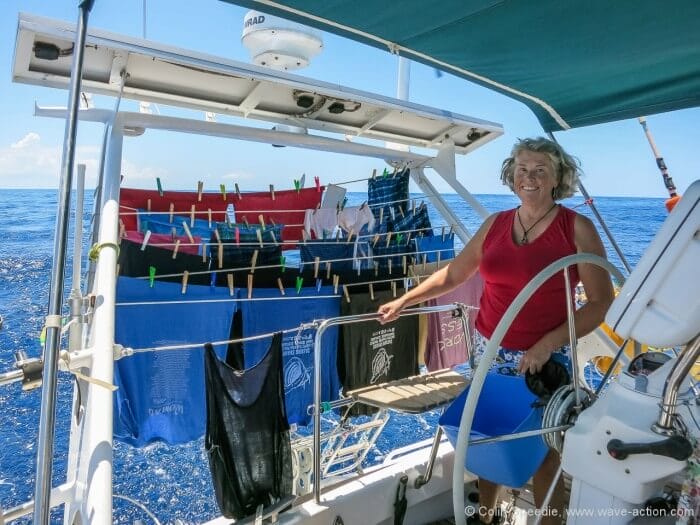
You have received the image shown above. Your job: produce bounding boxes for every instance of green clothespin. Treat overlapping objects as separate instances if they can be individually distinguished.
[295,276,303,294]
[293,179,301,193]
[382,167,389,178]
[39,326,46,347]
[341,197,348,210]
[396,233,404,245]
[280,256,286,272]
[149,266,156,288]
[220,184,226,200]
[156,177,163,196]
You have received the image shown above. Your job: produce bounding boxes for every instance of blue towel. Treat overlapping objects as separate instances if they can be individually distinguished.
[237,286,341,426]
[415,234,455,263]
[139,211,217,239]
[367,168,410,222]
[300,239,370,271]
[114,276,237,446]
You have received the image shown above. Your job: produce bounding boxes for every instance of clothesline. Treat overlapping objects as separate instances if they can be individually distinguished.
[129,248,453,280]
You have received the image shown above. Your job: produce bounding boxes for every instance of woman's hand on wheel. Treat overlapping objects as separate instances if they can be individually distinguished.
[518,339,554,375]
[378,299,405,324]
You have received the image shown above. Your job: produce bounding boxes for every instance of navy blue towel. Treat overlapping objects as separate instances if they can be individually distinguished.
[415,234,455,263]
[114,276,237,446]
[236,286,342,426]
[367,168,410,222]
[138,210,217,239]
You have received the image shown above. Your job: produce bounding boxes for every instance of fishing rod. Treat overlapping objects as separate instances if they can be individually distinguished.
[638,116,681,212]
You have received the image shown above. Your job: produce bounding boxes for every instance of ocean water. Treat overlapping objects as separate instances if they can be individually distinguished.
[0,189,667,523]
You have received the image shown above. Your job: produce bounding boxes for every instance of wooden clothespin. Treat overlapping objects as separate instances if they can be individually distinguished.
[374,261,379,276]
[385,231,392,248]
[422,253,428,272]
[190,205,196,227]
[369,283,375,301]
[449,224,454,237]
[333,274,339,294]
[118,219,126,240]
[277,278,285,296]
[441,226,446,242]
[301,229,309,243]
[197,181,204,202]
[242,216,250,228]
[247,273,253,299]
[313,202,321,216]
[256,229,263,248]
[250,249,259,273]
[182,221,195,243]
[201,242,208,263]
[225,212,232,227]
[335,229,341,242]
[181,271,189,294]
[313,257,320,279]
[147,266,157,288]
[235,183,242,200]
[227,273,234,296]
[342,284,351,303]
[156,177,163,197]
[326,261,332,280]
[402,255,407,275]
[207,208,212,228]
[379,208,384,226]
[411,199,416,216]
[388,259,393,275]
[372,234,380,248]
[258,214,266,230]
[371,168,377,180]
[220,183,226,201]
[406,232,412,244]
[169,203,174,223]
[270,218,277,226]
[398,204,404,218]
[140,230,152,251]
[391,280,397,298]
[269,184,275,201]
[437,251,442,269]
[295,276,303,294]
[147,198,152,212]
[235,227,240,246]
[346,230,354,243]
[172,239,181,259]
[269,229,277,245]
[218,243,224,269]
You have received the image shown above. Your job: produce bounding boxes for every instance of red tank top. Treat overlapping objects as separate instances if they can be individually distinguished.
[475,206,580,350]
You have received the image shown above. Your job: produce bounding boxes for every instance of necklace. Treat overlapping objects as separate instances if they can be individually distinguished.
[516,203,557,245]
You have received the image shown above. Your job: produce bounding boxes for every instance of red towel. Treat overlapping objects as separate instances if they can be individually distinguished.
[123,231,202,255]
[119,188,231,231]
[233,187,323,246]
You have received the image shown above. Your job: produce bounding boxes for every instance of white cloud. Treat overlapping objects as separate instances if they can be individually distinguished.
[11,132,40,149]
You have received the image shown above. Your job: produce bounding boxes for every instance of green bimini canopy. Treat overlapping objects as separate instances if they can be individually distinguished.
[223,0,700,132]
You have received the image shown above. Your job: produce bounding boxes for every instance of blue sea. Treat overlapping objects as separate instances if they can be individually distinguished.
[0,189,667,523]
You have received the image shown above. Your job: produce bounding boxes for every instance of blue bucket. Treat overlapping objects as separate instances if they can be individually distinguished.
[439,368,548,487]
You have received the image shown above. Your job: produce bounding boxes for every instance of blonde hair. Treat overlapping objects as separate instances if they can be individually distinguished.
[500,137,581,199]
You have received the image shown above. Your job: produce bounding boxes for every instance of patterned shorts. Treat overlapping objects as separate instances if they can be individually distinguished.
[470,329,571,372]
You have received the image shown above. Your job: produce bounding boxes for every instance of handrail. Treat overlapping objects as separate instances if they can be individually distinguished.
[311,302,465,503]
[452,253,625,525]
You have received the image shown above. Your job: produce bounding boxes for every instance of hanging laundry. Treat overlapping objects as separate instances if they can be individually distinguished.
[234,187,323,245]
[236,287,342,426]
[119,188,231,230]
[337,205,376,236]
[300,239,370,272]
[424,273,484,371]
[123,231,202,255]
[138,213,216,240]
[113,277,236,446]
[338,289,418,415]
[415,233,456,263]
[391,202,433,236]
[204,334,293,519]
[372,237,415,270]
[217,222,284,244]
[219,243,282,270]
[320,183,347,209]
[367,168,410,222]
[303,208,339,239]
[118,239,212,285]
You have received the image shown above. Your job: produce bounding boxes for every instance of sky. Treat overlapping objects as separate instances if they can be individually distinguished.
[0,0,698,197]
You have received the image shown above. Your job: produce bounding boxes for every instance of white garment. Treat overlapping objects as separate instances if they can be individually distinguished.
[303,208,339,239]
[337,206,375,235]
[321,184,347,209]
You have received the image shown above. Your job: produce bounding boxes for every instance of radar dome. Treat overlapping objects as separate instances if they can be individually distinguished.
[241,11,323,71]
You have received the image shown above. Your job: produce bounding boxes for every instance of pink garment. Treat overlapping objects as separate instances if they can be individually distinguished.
[337,205,375,235]
[123,231,202,255]
[424,272,484,372]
